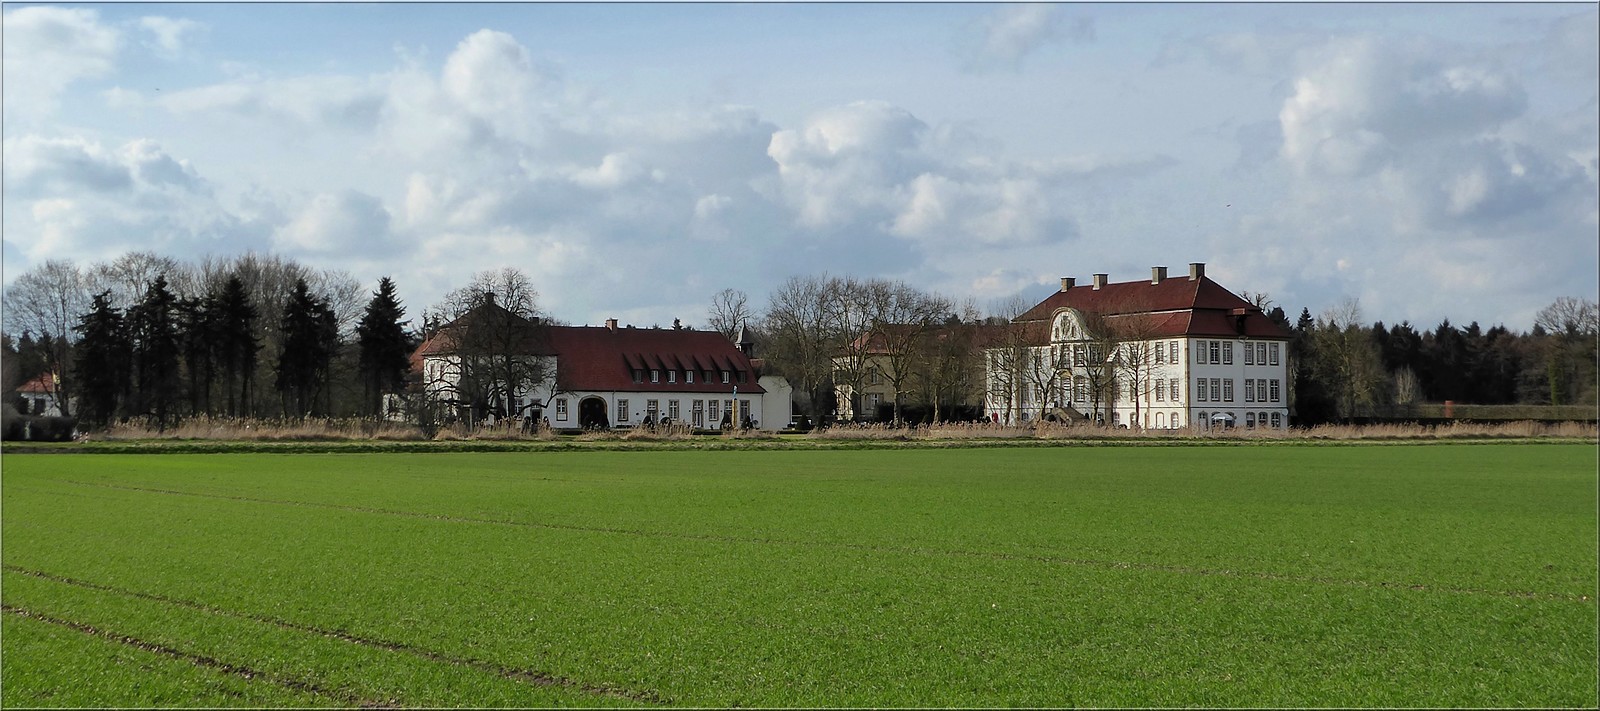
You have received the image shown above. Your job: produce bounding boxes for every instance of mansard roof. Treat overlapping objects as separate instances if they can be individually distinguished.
[1014,274,1292,341]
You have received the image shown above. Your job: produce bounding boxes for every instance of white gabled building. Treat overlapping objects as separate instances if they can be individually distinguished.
[985,263,1293,430]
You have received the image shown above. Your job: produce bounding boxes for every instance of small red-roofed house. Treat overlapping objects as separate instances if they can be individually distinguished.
[987,263,1293,430]
[16,372,65,417]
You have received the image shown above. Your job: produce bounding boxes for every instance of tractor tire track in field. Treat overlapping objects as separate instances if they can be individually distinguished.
[55,478,1594,604]
[0,603,393,708]
[2,565,667,706]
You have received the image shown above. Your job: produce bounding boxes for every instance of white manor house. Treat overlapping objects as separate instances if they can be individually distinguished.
[985,263,1292,430]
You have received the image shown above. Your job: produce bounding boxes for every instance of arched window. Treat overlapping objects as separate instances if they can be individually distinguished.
[1156,411,1166,428]
[1245,412,1256,428]
[1270,412,1282,428]
[1171,411,1179,429]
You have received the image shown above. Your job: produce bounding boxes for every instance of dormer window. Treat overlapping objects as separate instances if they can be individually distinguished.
[721,371,730,383]
[686,371,695,384]
[668,370,677,383]
[651,369,660,383]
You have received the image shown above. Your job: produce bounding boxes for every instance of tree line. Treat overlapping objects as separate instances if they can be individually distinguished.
[3,250,1595,430]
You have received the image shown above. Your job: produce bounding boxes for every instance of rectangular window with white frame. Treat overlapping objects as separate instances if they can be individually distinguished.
[1257,343,1267,366]
[692,400,704,427]
[1223,378,1234,402]
[1196,377,1207,402]
[1169,340,1179,365]
[669,400,680,420]
[1269,343,1280,366]
[721,370,730,383]
[1244,378,1255,402]
[686,371,694,384]
[1170,378,1180,402]
[1257,379,1267,402]
[1195,341,1206,364]
[555,398,568,420]
[1223,342,1233,365]
[1270,379,1281,402]
[708,399,720,423]
[651,370,660,383]
[1244,343,1255,365]
[1209,341,1220,364]
[617,399,630,422]
[1210,378,1221,401]
[1155,379,1165,401]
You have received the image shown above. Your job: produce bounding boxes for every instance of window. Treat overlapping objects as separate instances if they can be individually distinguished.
[709,399,720,423]
[617,399,630,422]
[1223,342,1234,365]
[1270,379,1281,402]
[1155,379,1165,401]
[1209,341,1220,364]
[686,371,694,384]
[692,400,704,427]
[1198,411,1209,429]
[1246,412,1256,428]
[646,399,659,419]
[669,400,681,420]
[1257,343,1267,366]
[651,370,660,383]
[555,398,569,420]
[1196,377,1207,402]
[1244,379,1255,402]
[1270,412,1282,428]
[1155,342,1164,363]
[1074,376,1088,401]
[1170,378,1180,401]
[1244,342,1255,365]
[1073,345,1085,367]
[722,370,730,383]
[1171,411,1179,428]
[738,372,747,384]
[1156,411,1166,428]
[668,370,677,384]
[1223,378,1234,402]
[1169,340,1179,365]
[632,370,642,384]
[1195,341,1206,364]
[740,400,752,423]
[1258,411,1268,428]
[1257,379,1267,402]
[1269,343,1280,366]
[1210,378,1221,401]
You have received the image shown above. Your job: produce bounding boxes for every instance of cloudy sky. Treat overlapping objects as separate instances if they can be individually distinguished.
[3,2,1596,331]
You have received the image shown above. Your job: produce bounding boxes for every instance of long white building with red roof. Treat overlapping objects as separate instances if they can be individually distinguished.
[411,307,791,431]
[986,263,1293,430]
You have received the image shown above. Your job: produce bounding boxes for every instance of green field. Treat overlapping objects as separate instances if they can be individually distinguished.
[2,445,1595,707]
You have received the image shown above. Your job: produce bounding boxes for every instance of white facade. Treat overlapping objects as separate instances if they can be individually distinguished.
[985,298,1291,430]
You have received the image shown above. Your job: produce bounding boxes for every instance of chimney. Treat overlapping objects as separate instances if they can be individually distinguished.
[1189,262,1206,281]
[605,318,618,331]
[1151,266,1168,285]
[1059,276,1075,291]
[673,318,681,330]
[1092,273,1108,290]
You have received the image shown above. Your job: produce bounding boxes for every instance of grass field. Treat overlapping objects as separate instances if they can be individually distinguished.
[2,445,1595,707]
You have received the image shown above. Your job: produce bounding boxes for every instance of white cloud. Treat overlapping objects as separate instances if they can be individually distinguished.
[963,5,1088,71]
[139,16,204,58]
[1,7,120,125]
[274,190,396,257]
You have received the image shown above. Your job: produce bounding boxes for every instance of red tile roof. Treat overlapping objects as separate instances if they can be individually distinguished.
[1014,275,1292,341]
[17,372,58,394]
[411,313,766,395]
[547,325,765,394]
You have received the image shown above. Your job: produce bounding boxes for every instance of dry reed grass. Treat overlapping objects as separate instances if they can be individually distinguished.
[99,416,427,441]
[809,420,1598,441]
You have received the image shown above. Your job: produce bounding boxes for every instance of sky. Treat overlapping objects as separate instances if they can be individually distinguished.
[3,2,1596,333]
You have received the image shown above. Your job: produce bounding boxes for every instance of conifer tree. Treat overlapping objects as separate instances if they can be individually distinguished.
[356,277,411,417]
[72,291,131,427]
[213,276,260,417]
[128,275,181,430]
[276,279,338,418]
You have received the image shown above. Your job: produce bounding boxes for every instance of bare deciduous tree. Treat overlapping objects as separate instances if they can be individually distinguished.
[2,260,91,416]
[706,288,752,342]
[761,274,834,423]
[423,268,553,426]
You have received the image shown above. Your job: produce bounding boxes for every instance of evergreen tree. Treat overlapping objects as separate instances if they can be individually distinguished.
[355,277,411,417]
[176,295,216,416]
[276,279,339,418]
[72,291,131,427]
[128,275,182,430]
[213,276,260,417]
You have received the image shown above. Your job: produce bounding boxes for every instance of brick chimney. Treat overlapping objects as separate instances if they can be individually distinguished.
[1189,262,1206,281]
[1092,273,1108,290]
[1152,266,1168,285]
[1059,276,1075,291]
[605,318,618,331]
